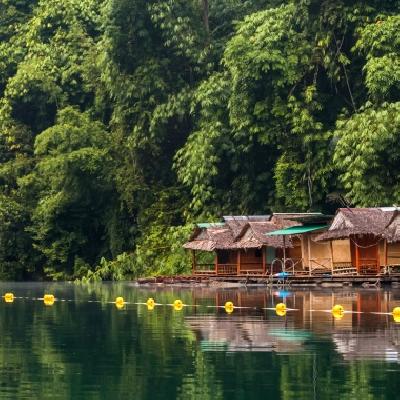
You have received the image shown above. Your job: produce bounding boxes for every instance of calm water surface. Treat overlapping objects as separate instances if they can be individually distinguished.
[1,282,400,399]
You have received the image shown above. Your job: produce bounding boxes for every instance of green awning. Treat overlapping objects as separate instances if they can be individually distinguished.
[266,225,327,236]
[196,222,225,228]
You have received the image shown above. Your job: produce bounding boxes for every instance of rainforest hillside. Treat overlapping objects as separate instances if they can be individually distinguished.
[0,0,400,280]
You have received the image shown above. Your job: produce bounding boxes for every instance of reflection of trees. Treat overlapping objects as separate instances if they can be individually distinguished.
[0,284,399,399]
[0,283,223,399]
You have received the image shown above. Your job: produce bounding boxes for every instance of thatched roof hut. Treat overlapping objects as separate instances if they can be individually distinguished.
[316,208,394,241]
[183,216,291,251]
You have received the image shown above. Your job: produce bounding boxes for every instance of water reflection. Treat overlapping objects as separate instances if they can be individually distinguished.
[185,288,400,361]
[0,283,399,399]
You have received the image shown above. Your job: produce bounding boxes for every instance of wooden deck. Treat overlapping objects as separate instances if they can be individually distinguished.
[136,273,400,286]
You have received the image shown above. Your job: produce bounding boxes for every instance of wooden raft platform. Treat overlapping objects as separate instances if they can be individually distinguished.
[136,274,400,286]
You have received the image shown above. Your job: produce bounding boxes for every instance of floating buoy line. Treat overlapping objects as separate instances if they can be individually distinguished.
[2,293,400,321]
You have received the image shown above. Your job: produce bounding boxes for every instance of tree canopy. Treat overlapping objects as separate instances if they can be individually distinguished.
[0,0,399,280]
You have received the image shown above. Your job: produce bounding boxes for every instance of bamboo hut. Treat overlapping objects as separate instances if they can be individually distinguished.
[315,208,395,274]
[184,216,291,276]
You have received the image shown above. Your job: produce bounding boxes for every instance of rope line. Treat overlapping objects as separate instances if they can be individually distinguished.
[1,294,399,320]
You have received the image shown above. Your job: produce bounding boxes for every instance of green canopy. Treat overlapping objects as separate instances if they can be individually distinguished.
[266,225,327,236]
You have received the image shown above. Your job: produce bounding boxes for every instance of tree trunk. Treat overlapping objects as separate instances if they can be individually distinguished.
[202,0,210,38]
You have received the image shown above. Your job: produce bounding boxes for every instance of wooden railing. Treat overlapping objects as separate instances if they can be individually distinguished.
[216,264,237,275]
[332,262,356,275]
[193,263,216,275]
[358,259,379,275]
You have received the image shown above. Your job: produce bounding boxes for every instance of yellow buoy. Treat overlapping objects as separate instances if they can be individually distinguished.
[4,293,14,303]
[275,303,287,317]
[275,303,287,316]
[115,296,125,309]
[43,294,55,306]
[332,304,344,320]
[173,299,183,311]
[392,307,400,323]
[146,297,155,311]
[224,301,234,314]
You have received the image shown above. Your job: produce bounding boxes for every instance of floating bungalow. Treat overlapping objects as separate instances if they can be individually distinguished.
[182,208,400,280]
[315,208,400,275]
[184,214,334,276]
[183,216,291,276]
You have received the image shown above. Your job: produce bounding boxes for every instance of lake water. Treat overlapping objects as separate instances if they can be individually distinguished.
[1,282,400,399]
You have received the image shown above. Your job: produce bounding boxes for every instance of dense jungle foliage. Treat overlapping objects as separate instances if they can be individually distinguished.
[0,0,400,280]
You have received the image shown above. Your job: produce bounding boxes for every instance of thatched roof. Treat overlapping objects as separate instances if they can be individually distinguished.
[383,211,400,243]
[183,225,235,251]
[234,222,290,249]
[316,208,394,241]
[183,218,291,251]
[222,216,270,240]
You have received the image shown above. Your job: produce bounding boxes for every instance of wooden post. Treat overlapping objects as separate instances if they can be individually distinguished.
[215,253,218,275]
[384,239,388,273]
[307,235,311,276]
[262,247,266,275]
[191,250,196,275]
[283,236,286,273]
[376,239,380,275]
[237,250,241,276]
[330,240,334,276]
[355,238,360,275]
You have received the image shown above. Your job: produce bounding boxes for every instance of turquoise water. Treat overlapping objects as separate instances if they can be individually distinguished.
[1,282,400,399]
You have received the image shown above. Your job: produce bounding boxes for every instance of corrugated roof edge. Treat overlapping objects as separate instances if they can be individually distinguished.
[223,215,271,221]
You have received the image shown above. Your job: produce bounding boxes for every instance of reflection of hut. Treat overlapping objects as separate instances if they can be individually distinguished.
[184,216,290,276]
[186,315,308,353]
[316,208,395,274]
[332,331,400,362]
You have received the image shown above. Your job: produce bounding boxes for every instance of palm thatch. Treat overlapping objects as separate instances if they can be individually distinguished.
[316,208,394,241]
[234,222,290,249]
[383,210,400,243]
[183,225,235,251]
[184,217,292,251]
